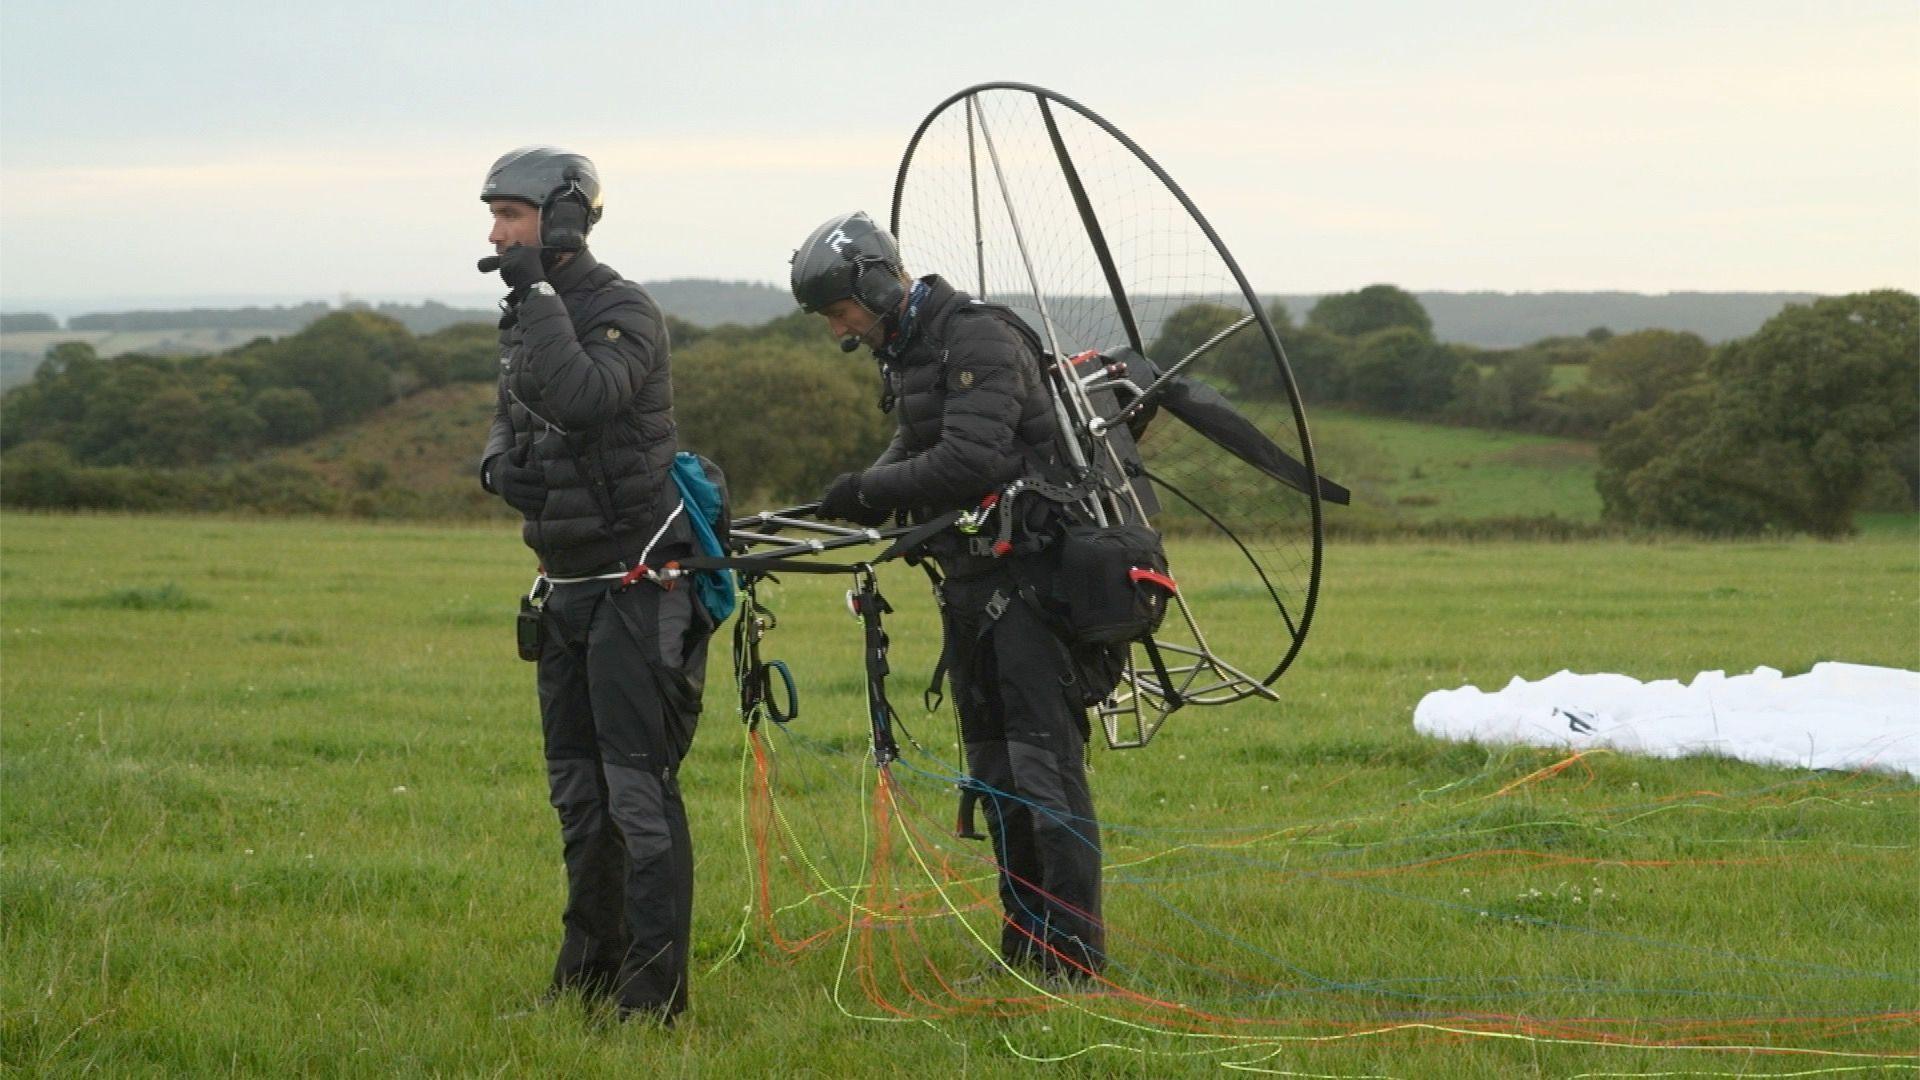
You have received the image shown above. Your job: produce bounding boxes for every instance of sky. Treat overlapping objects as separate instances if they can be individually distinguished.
[1,0,1915,314]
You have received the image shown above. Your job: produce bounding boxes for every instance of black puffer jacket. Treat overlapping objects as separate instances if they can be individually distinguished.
[480,250,679,577]
[857,276,1059,515]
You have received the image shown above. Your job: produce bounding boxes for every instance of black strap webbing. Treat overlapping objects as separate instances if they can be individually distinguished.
[875,509,965,564]
[674,554,868,576]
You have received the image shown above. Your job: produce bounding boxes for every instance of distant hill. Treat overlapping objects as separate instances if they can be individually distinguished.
[1266,291,1822,348]
[1,284,1827,391]
[626,285,1819,346]
[640,279,796,328]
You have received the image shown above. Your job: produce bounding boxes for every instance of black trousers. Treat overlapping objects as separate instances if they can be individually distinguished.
[535,579,708,1020]
[941,566,1105,977]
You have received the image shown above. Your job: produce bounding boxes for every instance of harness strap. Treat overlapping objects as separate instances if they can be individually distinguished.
[954,776,990,841]
[1140,635,1185,715]
[920,559,949,714]
[874,508,966,563]
[852,573,901,765]
[675,554,870,576]
[616,499,688,589]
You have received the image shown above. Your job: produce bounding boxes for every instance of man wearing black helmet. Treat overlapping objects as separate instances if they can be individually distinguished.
[477,145,706,1025]
[793,211,1106,982]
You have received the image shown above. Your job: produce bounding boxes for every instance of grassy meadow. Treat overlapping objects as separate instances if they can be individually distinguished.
[3,513,1916,1077]
[1309,408,1600,526]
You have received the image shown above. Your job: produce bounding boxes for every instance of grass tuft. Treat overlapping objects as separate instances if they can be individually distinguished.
[68,583,209,611]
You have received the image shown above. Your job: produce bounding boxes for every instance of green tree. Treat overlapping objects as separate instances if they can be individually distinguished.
[260,311,410,425]
[419,321,502,383]
[1150,301,1295,399]
[1,342,106,449]
[1277,323,1349,403]
[1596,385,1774,531]
[1589,330,1709,415]
[1307,284,1432,339]
[253,387,324,444]
[1344,326,1458,414]
[1149,302,1243,368]
[673,338,894,504]
[665,314,707,351]
[1454,349,1550,426]
[1214,301,1298,398]
[0,441,81,507]
[73,356,174,463]
[1598,290,1919,535]
[129,386,216,466]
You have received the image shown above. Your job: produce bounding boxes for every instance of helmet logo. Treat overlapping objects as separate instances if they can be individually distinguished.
[825,227,853,254]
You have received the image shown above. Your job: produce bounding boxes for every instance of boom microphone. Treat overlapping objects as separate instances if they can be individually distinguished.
[477,255,503,273]
[839,336,861,353]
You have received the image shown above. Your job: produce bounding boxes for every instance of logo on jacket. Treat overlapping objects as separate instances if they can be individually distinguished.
[958,370,974,387]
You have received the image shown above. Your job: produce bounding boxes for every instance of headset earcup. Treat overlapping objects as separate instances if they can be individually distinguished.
[542,197,591,252]
[853,261,904,315]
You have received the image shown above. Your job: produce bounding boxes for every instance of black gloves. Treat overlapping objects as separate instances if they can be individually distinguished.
[494,244,548,292]
[818,471,887,525]
[494,454,545,516]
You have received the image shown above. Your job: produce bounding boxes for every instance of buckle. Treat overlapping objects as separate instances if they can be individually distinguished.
[983,589,1010,622]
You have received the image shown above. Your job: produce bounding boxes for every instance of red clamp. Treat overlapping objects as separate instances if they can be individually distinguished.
[1128,567,1178,592]
[618,563,677,590]
[991,540,1013,557]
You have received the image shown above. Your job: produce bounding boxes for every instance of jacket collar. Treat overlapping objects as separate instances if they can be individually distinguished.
[547,247,601,295]
[887,274,962,363]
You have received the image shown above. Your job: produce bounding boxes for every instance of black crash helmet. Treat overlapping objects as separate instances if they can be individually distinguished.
[790,210,905,315]
[480,145,605,227]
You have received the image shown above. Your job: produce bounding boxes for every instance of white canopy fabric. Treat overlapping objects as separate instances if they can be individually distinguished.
[1413,662,1920,779]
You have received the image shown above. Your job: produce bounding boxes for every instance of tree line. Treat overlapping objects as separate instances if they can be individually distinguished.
[0,304,889,517]
[2,300,497,336]
[2,284,1913,536]
[1163,283,1916,535]
[1162,283,1707,435]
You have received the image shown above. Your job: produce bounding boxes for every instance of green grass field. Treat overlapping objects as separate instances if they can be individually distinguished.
[1309,408,1600,525]
[3,514,1915,1076]
[1545,363,1588,395]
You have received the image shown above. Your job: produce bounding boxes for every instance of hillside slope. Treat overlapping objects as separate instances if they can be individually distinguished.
[271,382,1602,528]
[268,382,504,514]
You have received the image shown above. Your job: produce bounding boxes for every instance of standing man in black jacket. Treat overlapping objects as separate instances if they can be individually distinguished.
[791,210,1106,981]
[478,146,706,1024]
